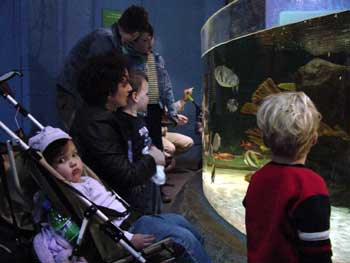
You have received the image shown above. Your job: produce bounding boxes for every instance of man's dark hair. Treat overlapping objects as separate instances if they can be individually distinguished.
[117,5,149,33]
[144,23,154,37]
[129,70,148,95]
[78,51,129,107]
[43,138,69,165]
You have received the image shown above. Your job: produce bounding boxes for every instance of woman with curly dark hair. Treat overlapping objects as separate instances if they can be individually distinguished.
[70,52,165,215]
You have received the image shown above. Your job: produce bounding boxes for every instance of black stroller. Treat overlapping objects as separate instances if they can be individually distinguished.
[0,71,176,262]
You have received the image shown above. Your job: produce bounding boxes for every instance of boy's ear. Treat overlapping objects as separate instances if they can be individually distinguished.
[131,91,138,102]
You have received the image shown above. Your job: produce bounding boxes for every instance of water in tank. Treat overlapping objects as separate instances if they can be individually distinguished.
[202,5,350,262]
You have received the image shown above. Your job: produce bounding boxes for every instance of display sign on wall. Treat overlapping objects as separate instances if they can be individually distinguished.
[102,9,122,27]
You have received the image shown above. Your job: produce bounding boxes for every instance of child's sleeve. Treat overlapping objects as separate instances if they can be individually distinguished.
[292,194,332,263]
[123,231,134,241]
[33,232,56,263]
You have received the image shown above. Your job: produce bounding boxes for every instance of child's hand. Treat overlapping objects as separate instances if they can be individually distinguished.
[148,146,165,165]
[183,87,194,101]
[131,234,155,250]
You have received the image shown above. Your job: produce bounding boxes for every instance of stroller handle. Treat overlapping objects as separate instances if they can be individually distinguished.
[0,120,146,263]
[0,121,30,150]
[0,70,22,83]
[0,71,147,262]
[0,71,44,130]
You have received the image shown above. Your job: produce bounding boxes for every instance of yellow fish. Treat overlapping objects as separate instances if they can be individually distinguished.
[259,144,270,152]
[243,150,263,168]
[278,83,296,91]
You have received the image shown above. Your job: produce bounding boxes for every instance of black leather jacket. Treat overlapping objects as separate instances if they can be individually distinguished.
[70,105,159,214]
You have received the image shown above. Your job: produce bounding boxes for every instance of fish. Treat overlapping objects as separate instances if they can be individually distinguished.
[211,164,216,183]
[214,65,239,91]
[212,133,221,152]
[252,78,280,104]
[213,152,235,160]
[245,128,265,148]
[333,125,350,140]
[243,150,263,168]
[240,140,255,151]
[278,82,297,91]
[259,144,270,152]
[318,122,350,140]
[240,102,258,115]
[226,98,239,113]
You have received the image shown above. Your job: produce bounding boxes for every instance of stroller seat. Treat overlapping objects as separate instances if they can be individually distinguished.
[1,141,177,263]
[0,77,178,261]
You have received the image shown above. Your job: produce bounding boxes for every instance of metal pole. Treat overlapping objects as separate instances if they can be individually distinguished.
[0,121,29,150]
[0,120,147,263]
[0,92,44,130]
[6,140,24,197]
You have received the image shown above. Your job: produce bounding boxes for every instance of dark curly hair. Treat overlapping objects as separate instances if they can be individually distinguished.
[116,5,149,33]
[144,23,154,37]
[78,51,129,107]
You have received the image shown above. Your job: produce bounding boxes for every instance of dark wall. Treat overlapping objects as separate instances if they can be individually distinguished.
[0,0,224,142]
[0,1,30,135]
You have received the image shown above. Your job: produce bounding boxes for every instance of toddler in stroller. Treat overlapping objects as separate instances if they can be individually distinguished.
[29,126,211,263]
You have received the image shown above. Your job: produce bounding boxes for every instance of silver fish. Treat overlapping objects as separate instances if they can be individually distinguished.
[226,98,239,113]
[212,132,221,152]
[214,65,239,91]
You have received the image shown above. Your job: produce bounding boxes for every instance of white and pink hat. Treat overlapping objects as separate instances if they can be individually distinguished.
[28,126,71,152]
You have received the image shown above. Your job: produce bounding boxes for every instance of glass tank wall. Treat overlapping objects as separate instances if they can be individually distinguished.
[201,0,265,56]
[202,2,350,262]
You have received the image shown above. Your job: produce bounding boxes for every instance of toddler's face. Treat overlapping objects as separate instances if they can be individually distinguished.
[135,79,149,112]
[52,140,83,183]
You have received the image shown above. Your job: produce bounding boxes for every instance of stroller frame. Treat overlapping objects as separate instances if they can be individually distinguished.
[0,71,176,262]
[0,120,146,263]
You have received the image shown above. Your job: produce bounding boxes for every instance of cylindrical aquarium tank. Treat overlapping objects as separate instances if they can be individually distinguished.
[201,1,350,262]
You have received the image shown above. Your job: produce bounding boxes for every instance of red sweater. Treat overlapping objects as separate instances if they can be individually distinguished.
[244,162,332,263]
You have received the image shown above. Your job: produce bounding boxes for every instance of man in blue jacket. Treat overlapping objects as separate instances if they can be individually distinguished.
[57,5,149,129]
[123,24,190,202]
[123,24,188,150]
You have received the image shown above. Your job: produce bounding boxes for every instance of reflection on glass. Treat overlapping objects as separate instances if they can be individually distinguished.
[266,0,350,27]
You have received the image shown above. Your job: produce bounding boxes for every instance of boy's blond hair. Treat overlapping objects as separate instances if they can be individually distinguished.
[257,92,321,160]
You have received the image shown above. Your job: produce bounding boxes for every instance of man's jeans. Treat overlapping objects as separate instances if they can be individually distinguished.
[129,213,211,263]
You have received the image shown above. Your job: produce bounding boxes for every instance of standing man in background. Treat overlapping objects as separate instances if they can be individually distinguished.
[57,5,149,130]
